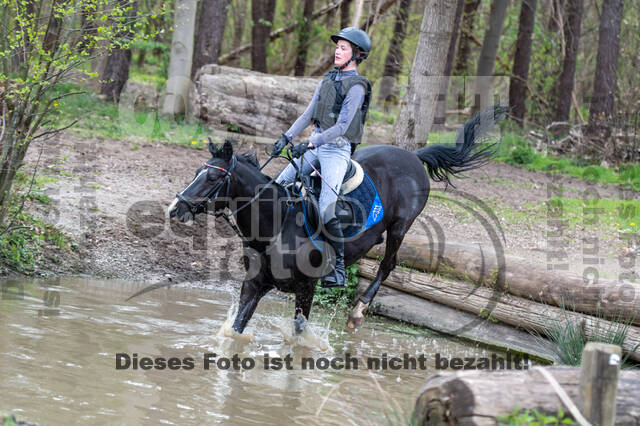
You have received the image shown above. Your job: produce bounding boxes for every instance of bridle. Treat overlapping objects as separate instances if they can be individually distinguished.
[174,153,294,238]
[176,154,238,216]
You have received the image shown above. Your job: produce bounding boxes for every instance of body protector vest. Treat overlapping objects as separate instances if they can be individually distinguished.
[311,70,372,148]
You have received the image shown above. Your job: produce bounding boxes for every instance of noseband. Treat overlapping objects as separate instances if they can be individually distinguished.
[176,155,238,216]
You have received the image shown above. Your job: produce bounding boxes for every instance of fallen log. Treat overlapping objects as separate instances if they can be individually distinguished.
[412,367,640,425]
[190,65,318,137]
[366,235,640,325]
[357,277,561,362]
[357,258,640,361]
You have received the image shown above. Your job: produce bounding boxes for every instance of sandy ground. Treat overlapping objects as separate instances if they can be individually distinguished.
[4,126,638,286]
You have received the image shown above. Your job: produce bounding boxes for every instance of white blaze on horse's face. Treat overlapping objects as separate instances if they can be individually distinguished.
[168,197,179,216]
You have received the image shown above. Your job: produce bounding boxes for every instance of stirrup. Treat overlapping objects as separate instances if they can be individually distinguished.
[321,263,347,288]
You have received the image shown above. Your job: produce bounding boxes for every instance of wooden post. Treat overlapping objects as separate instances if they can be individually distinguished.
[579,342,622,426]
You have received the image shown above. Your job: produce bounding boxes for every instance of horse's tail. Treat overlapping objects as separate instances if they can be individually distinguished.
[413,105,508,186]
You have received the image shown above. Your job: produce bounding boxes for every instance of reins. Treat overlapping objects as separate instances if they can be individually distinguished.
[176,142,330,242]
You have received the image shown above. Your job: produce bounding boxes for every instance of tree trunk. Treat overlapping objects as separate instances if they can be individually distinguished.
[294,0,315,76]
[413,367,640,425]
[547,0,565,32]
[100,0,138,104]
[454,0,481,76]
[553,0,584,123]
[340,0,353,27]
[77,1,98,53]
[251,0,276,73]
[432,0,465,130]
[508,0,538,127]
[453,0,481,110]
[162,0,197,116]
[192,0,229,78]
[43,0,63,54]
[586,0,623,155]
[472,0,508,115]
[377,0,412,110]
[220,1,344,65]
[394,0,458,151]
[231,0,247,50]
[352,0,364,26]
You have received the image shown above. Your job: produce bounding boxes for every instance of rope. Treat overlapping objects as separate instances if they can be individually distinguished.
[533,367,592,426]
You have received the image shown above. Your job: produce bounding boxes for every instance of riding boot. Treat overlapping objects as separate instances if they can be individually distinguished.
[321,217,347,288]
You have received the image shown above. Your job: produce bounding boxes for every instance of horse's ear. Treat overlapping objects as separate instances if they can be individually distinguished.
[208,138,218,157]
[221,140,233,161]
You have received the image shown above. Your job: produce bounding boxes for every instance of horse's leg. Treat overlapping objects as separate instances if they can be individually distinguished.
[232,280,271,333]
[294,287,314,334]
[347,221,408,329]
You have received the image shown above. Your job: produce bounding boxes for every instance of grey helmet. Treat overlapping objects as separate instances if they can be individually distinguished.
[330,27,371,66]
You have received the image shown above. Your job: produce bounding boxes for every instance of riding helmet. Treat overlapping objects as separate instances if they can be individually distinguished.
[330,27,371,61]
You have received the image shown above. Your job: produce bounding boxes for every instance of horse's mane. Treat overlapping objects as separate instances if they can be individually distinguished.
[237,150,274,182]
[210,139,276,183]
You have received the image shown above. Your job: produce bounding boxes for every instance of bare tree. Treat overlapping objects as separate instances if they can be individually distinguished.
[295,0,315,76]
[231,0,248,51]
[453,0,481,77]
[508,0,538,127]
[101,0,138,103]
[352,0,365,26]
[547,0,565,32]
[251,0,276,72]
[453,0,481,109]
[220,1,346,65]
[432,0,465,130]
[553,0,584,123]
[341,0,353,27]
[472,0,509,115]
[192,0,230,78]
[394,0,459,150]
[162,0,197,116]
[377,0,412,109]
[586,0,623,151]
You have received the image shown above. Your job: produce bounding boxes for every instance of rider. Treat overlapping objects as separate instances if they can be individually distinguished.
[271,27,372,288]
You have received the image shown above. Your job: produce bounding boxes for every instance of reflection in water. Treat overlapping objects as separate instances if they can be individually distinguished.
[1,277,508,425]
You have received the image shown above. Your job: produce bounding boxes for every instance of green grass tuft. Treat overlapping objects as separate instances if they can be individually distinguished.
[496,407,575,425]
[313,263,359,309]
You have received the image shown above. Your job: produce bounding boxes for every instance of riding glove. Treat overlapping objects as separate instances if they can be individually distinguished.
[271,133,291,156]
[291,142,310,158]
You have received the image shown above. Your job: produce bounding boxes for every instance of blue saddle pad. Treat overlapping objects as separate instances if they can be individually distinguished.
[341,173,384,238]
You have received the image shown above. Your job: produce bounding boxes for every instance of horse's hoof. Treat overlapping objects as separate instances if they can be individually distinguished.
[294,313,307,334]
[347,301,369,329]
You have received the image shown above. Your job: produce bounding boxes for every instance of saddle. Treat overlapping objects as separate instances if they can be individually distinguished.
[304,159,364,196]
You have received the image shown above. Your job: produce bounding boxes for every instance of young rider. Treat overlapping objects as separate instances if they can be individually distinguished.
[271,27,372,288]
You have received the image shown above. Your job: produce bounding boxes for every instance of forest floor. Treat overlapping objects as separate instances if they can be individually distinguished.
[6,126,638,287]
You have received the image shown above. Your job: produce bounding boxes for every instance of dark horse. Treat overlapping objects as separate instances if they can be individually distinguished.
[168,106,506,334]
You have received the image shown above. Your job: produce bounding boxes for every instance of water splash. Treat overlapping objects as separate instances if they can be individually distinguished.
[215,302,253,342]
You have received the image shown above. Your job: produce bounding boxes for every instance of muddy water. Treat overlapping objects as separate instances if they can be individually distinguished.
[1,277,511,425]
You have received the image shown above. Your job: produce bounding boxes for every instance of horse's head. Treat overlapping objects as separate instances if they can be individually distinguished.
[168,139,236,222]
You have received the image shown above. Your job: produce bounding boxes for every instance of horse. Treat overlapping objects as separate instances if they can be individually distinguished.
[168,106,506,334]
